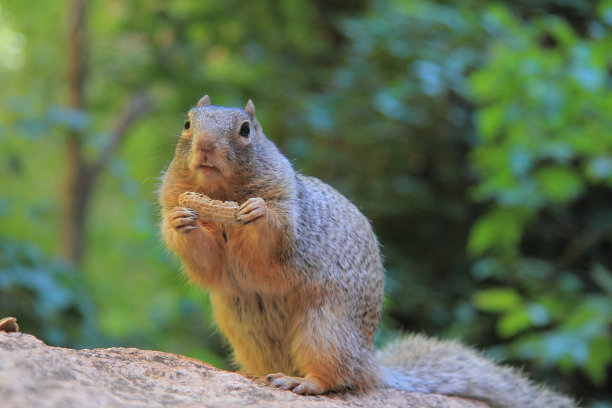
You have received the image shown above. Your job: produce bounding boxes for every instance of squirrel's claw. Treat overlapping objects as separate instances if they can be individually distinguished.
[236,197,267,224]
[267,373,301,390]
[170,207,199,233]
[266,373,325,395]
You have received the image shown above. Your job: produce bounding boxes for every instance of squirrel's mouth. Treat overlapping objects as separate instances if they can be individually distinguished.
[197,162,221,176]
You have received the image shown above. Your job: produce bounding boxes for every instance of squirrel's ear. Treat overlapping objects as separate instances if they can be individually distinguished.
[245,99,256,117]
[197,95,211,107]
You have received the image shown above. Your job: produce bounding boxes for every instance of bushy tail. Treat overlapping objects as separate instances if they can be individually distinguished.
[378,334,577,408]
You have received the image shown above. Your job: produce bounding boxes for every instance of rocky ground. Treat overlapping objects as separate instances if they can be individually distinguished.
[0,331,489,407]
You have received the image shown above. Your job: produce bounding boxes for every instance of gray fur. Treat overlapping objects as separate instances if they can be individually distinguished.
[379,334,577,407]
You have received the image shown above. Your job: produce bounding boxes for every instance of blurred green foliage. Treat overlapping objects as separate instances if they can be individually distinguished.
[468,5,612,391]
[0,238,98,347]
[0,0,611,405]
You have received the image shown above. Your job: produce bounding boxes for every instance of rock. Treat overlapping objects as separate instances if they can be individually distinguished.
[0,332,489,408]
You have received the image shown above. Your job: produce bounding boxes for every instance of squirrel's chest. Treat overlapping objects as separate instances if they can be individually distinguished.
[215,223,291,291]
[212,222,268,256]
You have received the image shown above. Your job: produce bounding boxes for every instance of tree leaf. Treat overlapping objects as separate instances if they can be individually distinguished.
[468,208,529,255]
[498,305,532,337]
[534,165,584,203]
[473,287,522,313]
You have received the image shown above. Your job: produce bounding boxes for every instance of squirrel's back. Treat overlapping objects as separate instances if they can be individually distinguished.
[293,174,385,344]
[294,175,383,284]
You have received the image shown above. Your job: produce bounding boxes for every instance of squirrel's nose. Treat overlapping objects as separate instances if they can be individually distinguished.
[195,135,216,153]
[197,144,215,153]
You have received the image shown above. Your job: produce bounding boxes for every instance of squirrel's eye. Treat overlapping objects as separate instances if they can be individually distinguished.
[184,119,190,130]
[238,122,251,137]
[239,122,250,138]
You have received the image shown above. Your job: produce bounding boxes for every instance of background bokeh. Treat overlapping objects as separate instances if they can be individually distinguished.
[1,0,611,405]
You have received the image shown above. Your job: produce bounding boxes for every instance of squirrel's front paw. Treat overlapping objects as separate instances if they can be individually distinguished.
[236,197,267,224]
[169,206,199,233]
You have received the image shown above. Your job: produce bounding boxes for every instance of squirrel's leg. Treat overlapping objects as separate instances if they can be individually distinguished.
[265,315,346,394]
[267,306,379,394]
[162,206,225,286]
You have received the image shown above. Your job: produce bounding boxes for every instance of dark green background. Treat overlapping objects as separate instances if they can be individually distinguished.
[1,0,611,405]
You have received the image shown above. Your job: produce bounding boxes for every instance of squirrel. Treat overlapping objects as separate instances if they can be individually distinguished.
[159,95,576,408]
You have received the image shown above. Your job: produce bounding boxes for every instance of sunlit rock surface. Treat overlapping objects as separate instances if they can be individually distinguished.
[0,332,489,408]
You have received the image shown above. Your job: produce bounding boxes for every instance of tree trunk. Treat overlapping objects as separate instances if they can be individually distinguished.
[60,0,150,265]
[61,0,89,265]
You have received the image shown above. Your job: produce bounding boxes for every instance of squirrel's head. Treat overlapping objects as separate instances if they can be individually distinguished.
[173,94,264,196]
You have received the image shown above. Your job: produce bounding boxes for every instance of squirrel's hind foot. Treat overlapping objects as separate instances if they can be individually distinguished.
[266,373,325,395]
